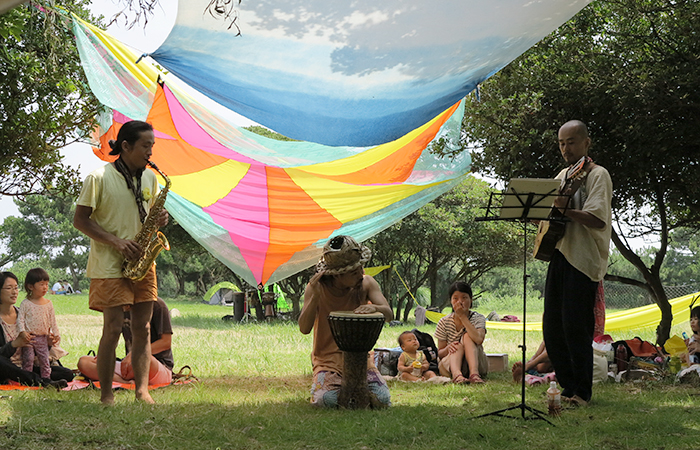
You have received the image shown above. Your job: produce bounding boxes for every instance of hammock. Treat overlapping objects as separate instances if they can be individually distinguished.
[424,292,700,332]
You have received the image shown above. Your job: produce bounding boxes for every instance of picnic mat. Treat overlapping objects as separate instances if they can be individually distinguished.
[0,366,198,391]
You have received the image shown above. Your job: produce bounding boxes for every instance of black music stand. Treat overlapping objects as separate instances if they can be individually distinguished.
[472,179,570,425]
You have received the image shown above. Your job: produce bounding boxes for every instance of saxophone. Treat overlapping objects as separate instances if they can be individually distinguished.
[122,161,171,281]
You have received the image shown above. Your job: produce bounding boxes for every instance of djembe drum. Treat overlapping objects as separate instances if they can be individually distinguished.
[261,292,276,321]
[327,311,385,409]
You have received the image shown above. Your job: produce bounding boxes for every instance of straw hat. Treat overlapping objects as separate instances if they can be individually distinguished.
[315,235,371,275]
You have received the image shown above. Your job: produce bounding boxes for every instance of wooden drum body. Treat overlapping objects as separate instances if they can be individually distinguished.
[262,292,276,320]
[327,311,385,409]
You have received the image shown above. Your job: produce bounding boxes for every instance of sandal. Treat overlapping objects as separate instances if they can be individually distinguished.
[468,373,485,384]
[452,374,469,384]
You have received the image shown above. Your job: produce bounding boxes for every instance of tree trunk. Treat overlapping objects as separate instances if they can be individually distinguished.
[69,266,80,292]
[291,295,301,320]
[610,228,672,346]
[402,296,414,323]
[395,294,405,322]
[428,262,439,308]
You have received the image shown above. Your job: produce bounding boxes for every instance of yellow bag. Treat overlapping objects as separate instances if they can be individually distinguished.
[664,335,687,357]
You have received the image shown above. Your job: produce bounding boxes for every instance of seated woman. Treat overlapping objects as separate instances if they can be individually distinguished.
[511,340,554,383]
[77,297,174,386]
[435,281,488,384]
[0,272,72,389]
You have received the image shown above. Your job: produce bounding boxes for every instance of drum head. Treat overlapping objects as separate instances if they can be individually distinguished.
[328,311,384,319]
[327,311,385,352]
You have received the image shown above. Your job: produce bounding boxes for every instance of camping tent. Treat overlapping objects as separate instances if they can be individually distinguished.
[203,282,241,305]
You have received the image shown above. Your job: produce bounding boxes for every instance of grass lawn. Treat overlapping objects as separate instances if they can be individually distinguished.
[0,294,697,450]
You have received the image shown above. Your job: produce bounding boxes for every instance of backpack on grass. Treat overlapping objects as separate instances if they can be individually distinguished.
[411,328,439,373]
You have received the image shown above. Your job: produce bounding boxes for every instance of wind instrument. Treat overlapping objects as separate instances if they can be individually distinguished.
[122,161,171,281]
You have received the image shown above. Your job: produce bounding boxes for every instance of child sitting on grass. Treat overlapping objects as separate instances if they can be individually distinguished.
[397,331,436,381]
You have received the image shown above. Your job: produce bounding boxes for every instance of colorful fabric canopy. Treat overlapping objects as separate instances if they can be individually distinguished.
[149,0,592,146]
[72,18,470,287]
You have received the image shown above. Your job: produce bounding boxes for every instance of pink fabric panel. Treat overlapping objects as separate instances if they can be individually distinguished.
[203,164,270,282]
[163,85,257,163]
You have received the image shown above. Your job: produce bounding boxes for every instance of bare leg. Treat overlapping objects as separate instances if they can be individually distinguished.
[77,356,99,381]
[525,341,549,371]
[97,306,124,405]
[78,356,130,384]
[462,334,479,376]
[513,341,552,382]
[129,301,155,403]
[526,348,550,371]
[449,343,466,382]
[400,372,421,381]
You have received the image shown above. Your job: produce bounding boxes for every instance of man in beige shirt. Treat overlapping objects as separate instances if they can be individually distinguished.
[74,120,168,405]
[542,120,612,407]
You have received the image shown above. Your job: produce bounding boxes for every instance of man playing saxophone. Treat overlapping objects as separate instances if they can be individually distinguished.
[74,120,168,405]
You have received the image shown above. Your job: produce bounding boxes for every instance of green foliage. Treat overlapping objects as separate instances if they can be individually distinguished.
[457,0,700,343]
[244,125,297,141]
[0,1,102,198]
[661,228,700,286]
[0,194,89,289]
[370,176,523,316]
[155,219,251,297]
[3,257,75,293]
[462,0,700,230]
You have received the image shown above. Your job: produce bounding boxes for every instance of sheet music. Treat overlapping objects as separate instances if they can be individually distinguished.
[499,178,562,219]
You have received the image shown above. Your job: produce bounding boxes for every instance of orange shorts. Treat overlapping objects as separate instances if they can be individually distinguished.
[88,265,157,312]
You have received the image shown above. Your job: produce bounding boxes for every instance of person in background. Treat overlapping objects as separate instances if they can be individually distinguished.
[18,268,64,380]
[435,281,488,384]
[0,271,70,389]
[684,304,700,365]
[396,331,436,381]
[77,297,174,385]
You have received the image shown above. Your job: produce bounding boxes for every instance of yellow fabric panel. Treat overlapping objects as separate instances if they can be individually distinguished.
[364,265,391,277]
[287,168,446,222]
[74,16,159,91]
[168,160,249,207]
[73,15,202,111]
[298,106,454,176]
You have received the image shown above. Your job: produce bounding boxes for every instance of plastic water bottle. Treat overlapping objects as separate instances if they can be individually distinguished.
[546,381,561,416]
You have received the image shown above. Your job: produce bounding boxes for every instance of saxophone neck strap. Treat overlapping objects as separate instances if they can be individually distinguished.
[113,157,147,224]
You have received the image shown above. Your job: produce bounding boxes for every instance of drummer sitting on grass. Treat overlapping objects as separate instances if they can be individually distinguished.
[299,235,393,408]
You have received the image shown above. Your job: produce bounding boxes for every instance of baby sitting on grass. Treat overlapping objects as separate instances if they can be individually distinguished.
[397,331,437,382]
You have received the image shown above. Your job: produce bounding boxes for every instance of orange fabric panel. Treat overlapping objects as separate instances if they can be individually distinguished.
[313,101,461,185]
[145,85,229,176]
[262,167,342,283]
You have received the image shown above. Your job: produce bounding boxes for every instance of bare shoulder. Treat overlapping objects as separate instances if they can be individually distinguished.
[361,274,380,291]
[362,275,387,303]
